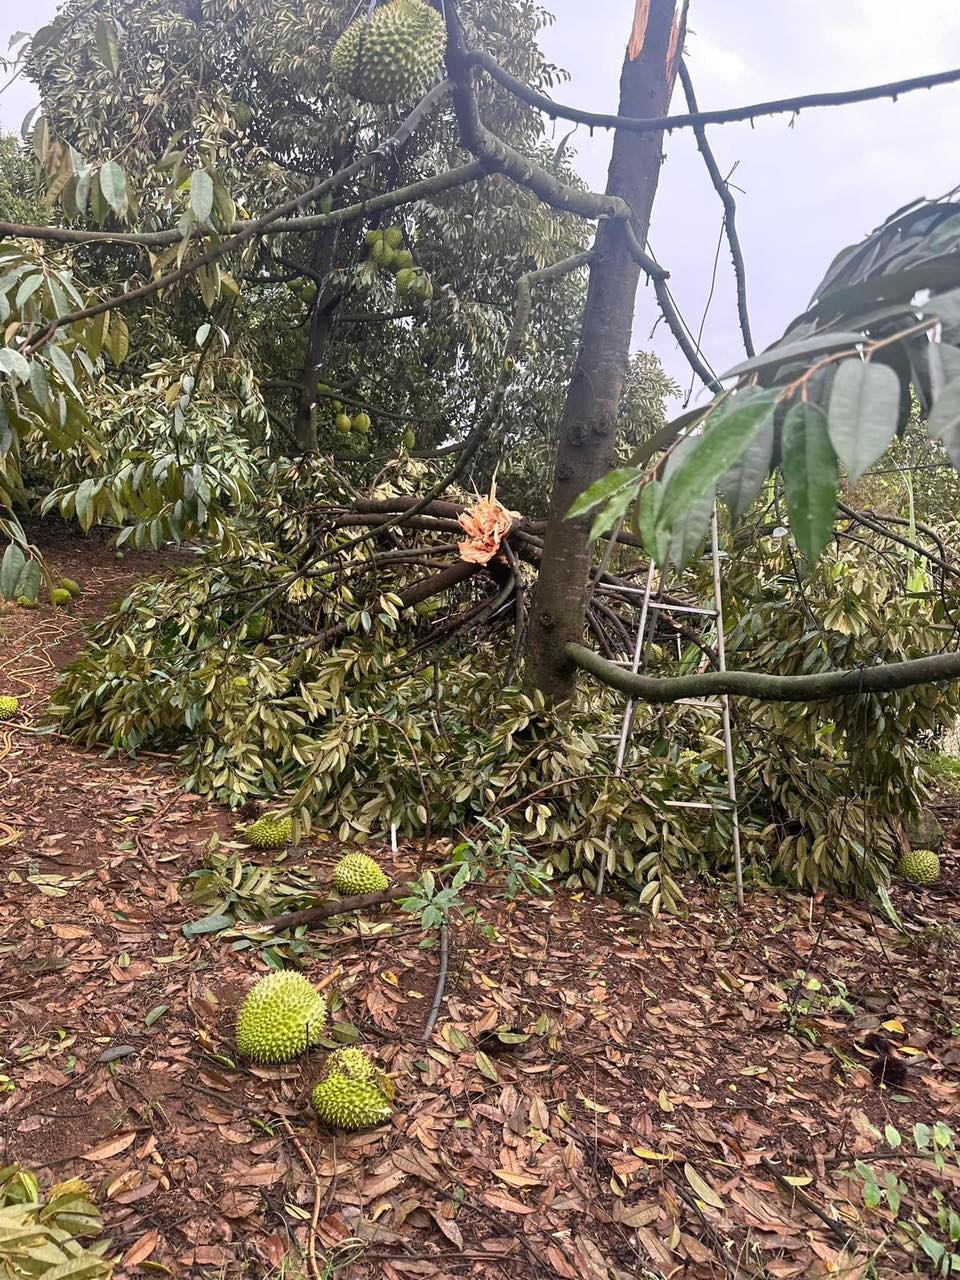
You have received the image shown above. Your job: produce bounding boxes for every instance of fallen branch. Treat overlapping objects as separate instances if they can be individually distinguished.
[264,887,408,932]
[759,1157,854,1248]
[566,641,960,702]
[421,919,450,1042]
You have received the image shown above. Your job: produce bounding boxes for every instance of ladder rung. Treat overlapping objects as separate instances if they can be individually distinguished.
[597,586,717,618]
[657,603,718,617]
[674,698,723,710]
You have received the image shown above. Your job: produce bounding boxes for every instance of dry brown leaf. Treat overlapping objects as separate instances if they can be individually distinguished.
[482,1188,536,1215]
[81,1131,136,1161]
[122,1228,160,1268]
[494,1169,542,1188]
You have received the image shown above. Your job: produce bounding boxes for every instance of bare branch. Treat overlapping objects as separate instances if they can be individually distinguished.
[678,60,754,357]
[566,641,960,702]
[467,48,960,138]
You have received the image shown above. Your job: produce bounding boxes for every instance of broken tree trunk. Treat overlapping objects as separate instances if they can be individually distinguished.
[527,0,687,701]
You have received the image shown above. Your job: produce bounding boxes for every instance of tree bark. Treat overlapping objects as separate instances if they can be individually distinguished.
[527,0,686,701]
[292,222,343,451]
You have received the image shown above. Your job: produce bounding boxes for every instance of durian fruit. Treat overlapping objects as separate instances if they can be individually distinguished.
[59,577,82,597]
[335,412,353,433]
[383,226,404,250]
[246,612,268,641]
[351,412,371,434]
[395,267,416,295]
[311,1071,391,1130]
[235,971,326,1064]
[243,813,294,849]
[330,0,447,105]
[326,1045,375,1081]
[0,695,19,717]
[896,848,941,885]
[414,275,433,301]
[332,851,389,895]
[403,428,416,449]
[16,596,36,608]
[51,587,72,607]
[393,248,414,271]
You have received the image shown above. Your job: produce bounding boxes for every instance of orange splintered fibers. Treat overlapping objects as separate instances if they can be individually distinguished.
[627,0,650,61]
[457,482,519,565]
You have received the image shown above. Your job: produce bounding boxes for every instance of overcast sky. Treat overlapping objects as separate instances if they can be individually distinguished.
[3,1,960,402]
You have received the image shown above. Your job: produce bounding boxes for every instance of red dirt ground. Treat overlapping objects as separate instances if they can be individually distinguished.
[1,531,959,1279]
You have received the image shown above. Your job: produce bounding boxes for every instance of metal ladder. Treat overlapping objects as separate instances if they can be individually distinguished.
[595,504,744,907]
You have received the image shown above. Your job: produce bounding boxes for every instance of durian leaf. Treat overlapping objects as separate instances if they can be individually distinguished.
[182,912,233,937]
[0,542,25,600]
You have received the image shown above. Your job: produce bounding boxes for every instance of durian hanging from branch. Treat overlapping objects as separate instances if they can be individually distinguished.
[331,0,447,105]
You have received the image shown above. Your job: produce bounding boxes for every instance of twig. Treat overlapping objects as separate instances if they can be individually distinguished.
[678,60,754,357]
[759,1156,854,1247]
[271,1091,324,1280]
[421,919,449,1042]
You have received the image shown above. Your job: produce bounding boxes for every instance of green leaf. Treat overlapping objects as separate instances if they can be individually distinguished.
[144,1004,168,1027]
[15,557,40,604]
[663,438,713,568]
[0,542,25,601]
[98,161,127,218]
[631,479,667,563]
[94,17,120,74]
[927,375,960,469]
[781,403,837,564]
[182,913,233,937]
[107,312,129,366]
[721,331,865,381]
[718,417,774,519]
[189,170,214,227]
[826,358,901,483]
[566,466,640,521]
[658,390,777,530]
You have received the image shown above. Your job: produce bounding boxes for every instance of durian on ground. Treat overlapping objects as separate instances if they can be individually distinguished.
[896,848,941,885]
[243,813,294,849]
[332,851,389,895]
[311,1046,391,1130]
[235,971,326,1064]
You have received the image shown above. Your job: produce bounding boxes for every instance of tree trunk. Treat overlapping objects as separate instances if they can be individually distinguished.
[527,0,687,701]
[292,222,343,451]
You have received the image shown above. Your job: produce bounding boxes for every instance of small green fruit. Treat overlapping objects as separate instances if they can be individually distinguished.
[0,696,19,717]
[896,848,940,885]
[335,413,353,433]
[243,814,293,849]
[403,428,416,449]
[383,226,404,250]
[232,675,249,690]
[326,1046,375,1080]
[351,412,371,434]
[392,248,414,271]
[236,971,326,1064]
[59,577,82,597]
[364,229,382,246]
[332,852,389,896]
[51,587,72,607]
[15,596,36,608]
[415,276,433,301]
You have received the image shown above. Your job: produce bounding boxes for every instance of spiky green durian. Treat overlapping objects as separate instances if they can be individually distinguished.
[15,596,36,608]
[331,0,446,105]
[0,696,19,717]
[236,971,326,1064]
[51,588,72,606]
[332,852,389,895]
[335,412,353,433]
[383,226,404,250]
[351,412,371,434]
[326,1045,375,1081]
[311,1073,391,1130]
[395,267,417,295]
[246,612,268,641]
[896,848,941,885]
[59,577,82,597]
[243,814,294,849]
